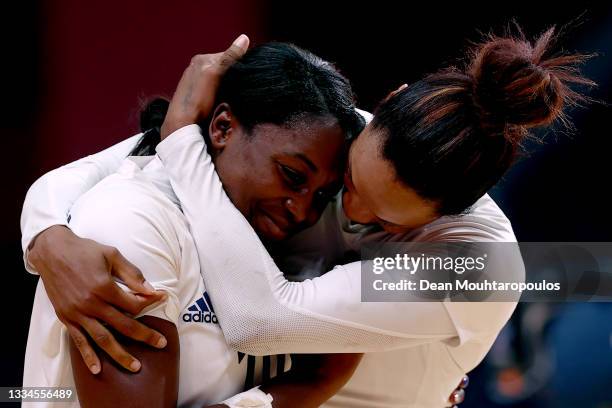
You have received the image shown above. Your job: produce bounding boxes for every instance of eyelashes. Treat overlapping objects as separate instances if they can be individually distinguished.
[277,162,340,209]
[279,164,306,187]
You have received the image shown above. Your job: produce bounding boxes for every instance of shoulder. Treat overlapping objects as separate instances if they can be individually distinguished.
[416,194,517,242]
[411,195,522,336]
[68,161,186,270]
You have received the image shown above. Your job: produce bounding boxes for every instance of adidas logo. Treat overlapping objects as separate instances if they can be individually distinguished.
[182,291,218,324]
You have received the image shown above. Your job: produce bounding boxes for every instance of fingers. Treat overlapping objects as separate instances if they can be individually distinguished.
[383,83,408,103]
[226,34,250,60]
[447,375,469,407]
[233,33,250,50]
[394,83,408,94]
[98,304,168,350]
[67,323,101,375]
[219,34,250,69]
[448,388,465,405]
[107,247,155,295]
[106,282,166,316]
[81,316,141,373]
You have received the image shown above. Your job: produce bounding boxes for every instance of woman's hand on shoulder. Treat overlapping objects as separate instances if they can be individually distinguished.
[28,225,168,374]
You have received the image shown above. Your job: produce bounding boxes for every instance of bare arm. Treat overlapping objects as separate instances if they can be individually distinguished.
[20,127,169,374]
[260,353,362,408]
[69,316,180,408]
[211,353,362,408]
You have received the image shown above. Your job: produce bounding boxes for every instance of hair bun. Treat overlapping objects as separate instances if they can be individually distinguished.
[468,27,594,143]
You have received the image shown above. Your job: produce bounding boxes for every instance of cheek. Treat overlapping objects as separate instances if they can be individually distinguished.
[213,148,258,215]
[235,160,287,212]
[342,189,376,224]
[218,144,275,197]
[248,166,285,201]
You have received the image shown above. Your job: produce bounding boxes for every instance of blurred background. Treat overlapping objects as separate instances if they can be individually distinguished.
[3,1,611,407]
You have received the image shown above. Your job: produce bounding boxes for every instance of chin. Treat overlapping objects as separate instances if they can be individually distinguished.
[256,230,290,245]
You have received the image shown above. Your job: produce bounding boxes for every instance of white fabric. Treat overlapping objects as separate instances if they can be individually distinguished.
[222,386,273,408]
[22,154,288,407]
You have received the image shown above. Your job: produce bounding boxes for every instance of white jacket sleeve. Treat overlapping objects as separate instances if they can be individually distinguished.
[20,133,142,273]
[156,125,462,355]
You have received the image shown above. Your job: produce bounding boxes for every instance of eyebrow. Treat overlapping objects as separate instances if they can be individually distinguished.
[291,153,317,172]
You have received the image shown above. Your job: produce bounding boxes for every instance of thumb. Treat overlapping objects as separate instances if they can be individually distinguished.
[108,248,155,295]
[383,83,408,103]
[219,34,250,68]
[232,34,250,53]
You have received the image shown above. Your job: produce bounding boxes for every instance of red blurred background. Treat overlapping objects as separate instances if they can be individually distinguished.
[33,0,265,170]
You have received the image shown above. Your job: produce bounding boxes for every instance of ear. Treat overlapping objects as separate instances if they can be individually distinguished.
[208,103,236,150]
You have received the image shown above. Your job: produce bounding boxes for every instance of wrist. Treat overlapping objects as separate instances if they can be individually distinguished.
[28,225,71,270]
[160,113,198,140]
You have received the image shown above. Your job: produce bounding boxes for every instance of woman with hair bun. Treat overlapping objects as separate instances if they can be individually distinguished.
[22,26,594,407]
[351,27,594,225]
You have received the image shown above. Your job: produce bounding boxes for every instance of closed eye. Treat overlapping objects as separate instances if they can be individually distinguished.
[377,218,413,233]
[279,163,306,188]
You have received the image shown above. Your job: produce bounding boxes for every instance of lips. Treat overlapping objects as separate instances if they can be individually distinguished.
[261,209,291,232]
[256,208,295,240]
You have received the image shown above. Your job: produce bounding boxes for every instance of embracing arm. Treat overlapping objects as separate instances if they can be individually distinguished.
[260,353,362,408]
[149,38,460,353]
[211,353,362,408]
[21,132,168,374]
[71,305,357,408]
[64,175,185,406]
[156,126,459,355]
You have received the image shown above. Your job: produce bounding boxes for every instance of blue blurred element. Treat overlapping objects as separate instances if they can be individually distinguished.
[463,303,612,408]
[547,303,612,407]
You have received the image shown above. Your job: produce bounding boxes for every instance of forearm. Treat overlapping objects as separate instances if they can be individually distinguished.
[216,354,361,408]
[157,126,458,354]
[259,353,362,408]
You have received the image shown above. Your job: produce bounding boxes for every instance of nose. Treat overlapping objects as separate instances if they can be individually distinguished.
[285,189,324,226]
[342,189,376,224]
[285,195,310,225]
